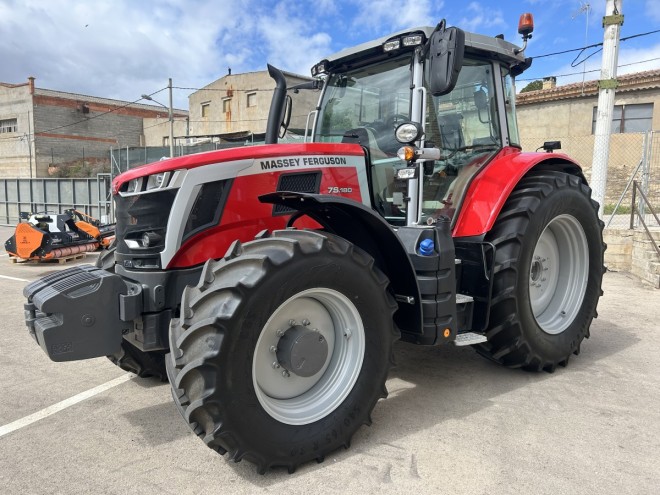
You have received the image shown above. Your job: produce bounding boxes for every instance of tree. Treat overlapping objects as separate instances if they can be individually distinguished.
[520,80,543,93]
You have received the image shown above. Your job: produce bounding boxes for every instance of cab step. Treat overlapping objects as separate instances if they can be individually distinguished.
[454,332,487,346]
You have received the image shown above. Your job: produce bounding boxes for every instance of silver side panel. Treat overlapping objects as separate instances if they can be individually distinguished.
[160,159,254,268]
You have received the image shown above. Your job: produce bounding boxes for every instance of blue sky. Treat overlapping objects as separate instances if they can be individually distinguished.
[1,0,658,108]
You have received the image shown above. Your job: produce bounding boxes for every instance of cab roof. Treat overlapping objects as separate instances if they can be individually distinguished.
[323,24,527,71]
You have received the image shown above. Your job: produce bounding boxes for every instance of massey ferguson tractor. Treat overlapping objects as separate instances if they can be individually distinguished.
[23,14,605,473]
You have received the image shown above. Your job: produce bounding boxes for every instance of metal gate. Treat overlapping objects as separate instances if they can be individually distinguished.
[0,174,113,226]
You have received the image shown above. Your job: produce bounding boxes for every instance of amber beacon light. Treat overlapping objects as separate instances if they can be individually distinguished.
[518,13,534,38]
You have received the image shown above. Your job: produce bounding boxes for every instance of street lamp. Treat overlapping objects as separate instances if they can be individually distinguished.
[142,78,174,158]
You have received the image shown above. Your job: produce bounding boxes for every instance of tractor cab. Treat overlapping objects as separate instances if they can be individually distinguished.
[306,21,531,226]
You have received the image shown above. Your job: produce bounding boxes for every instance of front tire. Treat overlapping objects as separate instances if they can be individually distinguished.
[476,171,605,372]
[167,230,398,473]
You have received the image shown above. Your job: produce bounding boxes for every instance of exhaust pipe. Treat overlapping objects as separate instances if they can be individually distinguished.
[265,64,287,144]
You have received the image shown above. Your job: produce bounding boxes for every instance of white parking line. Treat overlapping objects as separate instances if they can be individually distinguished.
[0,274,29,283]
[0,374,133,438]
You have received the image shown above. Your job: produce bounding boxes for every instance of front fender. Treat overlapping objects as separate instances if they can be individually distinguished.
[259,192,422,335]
[453,148,586,238]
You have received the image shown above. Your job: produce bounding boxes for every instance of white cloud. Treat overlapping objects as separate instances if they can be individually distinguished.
[352,0,442,33]
[0,0,259,108]
[646,0,660,21]
[454,2,506,34]
[254,2,333,77]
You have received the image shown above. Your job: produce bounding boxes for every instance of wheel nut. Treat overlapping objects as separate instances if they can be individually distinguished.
[276,329,285,337]
[302,319,310,326]
[272,361,280,369]
[344,328,352,339]
[282,370,290,378]
[288,319,296,326]
[269,346,277,353]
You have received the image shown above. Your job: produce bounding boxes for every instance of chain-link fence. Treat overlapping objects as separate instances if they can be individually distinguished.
[520,130,659,228]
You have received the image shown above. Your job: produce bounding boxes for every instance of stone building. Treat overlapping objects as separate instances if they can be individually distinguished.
[516,70,660,206]
[182,69,317,143]
[0,77,187,177]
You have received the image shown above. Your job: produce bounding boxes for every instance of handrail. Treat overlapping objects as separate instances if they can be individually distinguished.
[630,180,660,260]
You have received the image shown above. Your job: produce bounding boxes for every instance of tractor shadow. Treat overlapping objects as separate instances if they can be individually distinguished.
[227,318,638,484]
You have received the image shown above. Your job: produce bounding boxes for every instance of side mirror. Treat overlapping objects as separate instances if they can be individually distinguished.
[427,21,465,96]
[473,89,488,111]
[278,95,293,138]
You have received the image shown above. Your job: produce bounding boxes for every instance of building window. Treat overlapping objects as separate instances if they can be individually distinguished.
[163,136,169,146]
[592,103,653,134]
[223,98,232,113]
[201,102,210,117]
[0,118,18,133]
[247,92,257,107]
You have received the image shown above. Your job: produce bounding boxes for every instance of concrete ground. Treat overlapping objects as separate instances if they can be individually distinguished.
[0,225,658,495]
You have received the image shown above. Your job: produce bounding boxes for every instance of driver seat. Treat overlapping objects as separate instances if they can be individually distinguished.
[341,127,388,159]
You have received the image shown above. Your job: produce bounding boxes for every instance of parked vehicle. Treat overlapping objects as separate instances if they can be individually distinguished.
[23,14,604,473]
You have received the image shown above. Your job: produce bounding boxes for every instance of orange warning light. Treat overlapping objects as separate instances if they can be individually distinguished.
[518,13,534,38]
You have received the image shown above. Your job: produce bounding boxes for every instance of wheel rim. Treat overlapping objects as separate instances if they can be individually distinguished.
[529,214,589,335]
[252,288,365,425]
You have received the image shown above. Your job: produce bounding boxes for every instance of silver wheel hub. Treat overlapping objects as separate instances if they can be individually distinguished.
[529,214,589,335]
[252,288,365,425]
[276,324,329,378]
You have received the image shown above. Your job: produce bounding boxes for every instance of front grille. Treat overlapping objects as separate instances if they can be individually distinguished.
[273,171,322,215]
[182,179,231,241]
[115,189,177,256]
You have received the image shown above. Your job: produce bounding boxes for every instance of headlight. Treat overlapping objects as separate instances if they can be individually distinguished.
[145,172,167,191]
[383,39,401,52]
[402,34,423,46]
[395,122,424,144]
[126,178,140,194]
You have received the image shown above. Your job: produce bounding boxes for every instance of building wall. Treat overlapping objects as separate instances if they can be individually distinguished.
[0,83,35,177]
[33,97,141,176]
[142,117,189,147]
[0,79,189,177]
[517,88,660,206]
[187,71,317,140]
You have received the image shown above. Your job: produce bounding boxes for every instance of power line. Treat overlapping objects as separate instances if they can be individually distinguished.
[517,57,660,82]
[532,28,660,60]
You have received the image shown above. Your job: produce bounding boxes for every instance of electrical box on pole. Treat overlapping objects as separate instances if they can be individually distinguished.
[590,0,624,218]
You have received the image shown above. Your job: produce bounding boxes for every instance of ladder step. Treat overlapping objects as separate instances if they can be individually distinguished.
[454,332,487,346]
[456,293,473,304]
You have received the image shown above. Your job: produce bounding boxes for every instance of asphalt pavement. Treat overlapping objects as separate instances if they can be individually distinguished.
[0,225,658,495]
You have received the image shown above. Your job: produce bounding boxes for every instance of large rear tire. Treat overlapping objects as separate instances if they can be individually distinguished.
[97,243,167,380]
[167,230,398,473]
[476,171,605,372]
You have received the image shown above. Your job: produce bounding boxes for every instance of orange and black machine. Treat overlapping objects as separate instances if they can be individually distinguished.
[5,209,115,261]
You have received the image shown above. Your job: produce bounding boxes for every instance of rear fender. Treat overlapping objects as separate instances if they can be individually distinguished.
[259,192,422,335]
[453,149,586,238]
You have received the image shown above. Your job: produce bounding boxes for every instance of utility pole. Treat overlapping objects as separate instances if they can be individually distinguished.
[168,78,174,158]
[590,0,623,218]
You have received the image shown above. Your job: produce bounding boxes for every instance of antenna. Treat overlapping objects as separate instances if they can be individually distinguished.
[572,2,591,94]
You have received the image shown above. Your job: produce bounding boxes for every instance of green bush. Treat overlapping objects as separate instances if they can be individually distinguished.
[604,204,632,215]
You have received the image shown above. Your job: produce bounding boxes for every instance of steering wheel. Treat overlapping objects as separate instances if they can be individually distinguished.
[385,114,409,128]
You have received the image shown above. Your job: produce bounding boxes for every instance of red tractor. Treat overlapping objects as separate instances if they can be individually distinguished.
[23,15,604,473]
